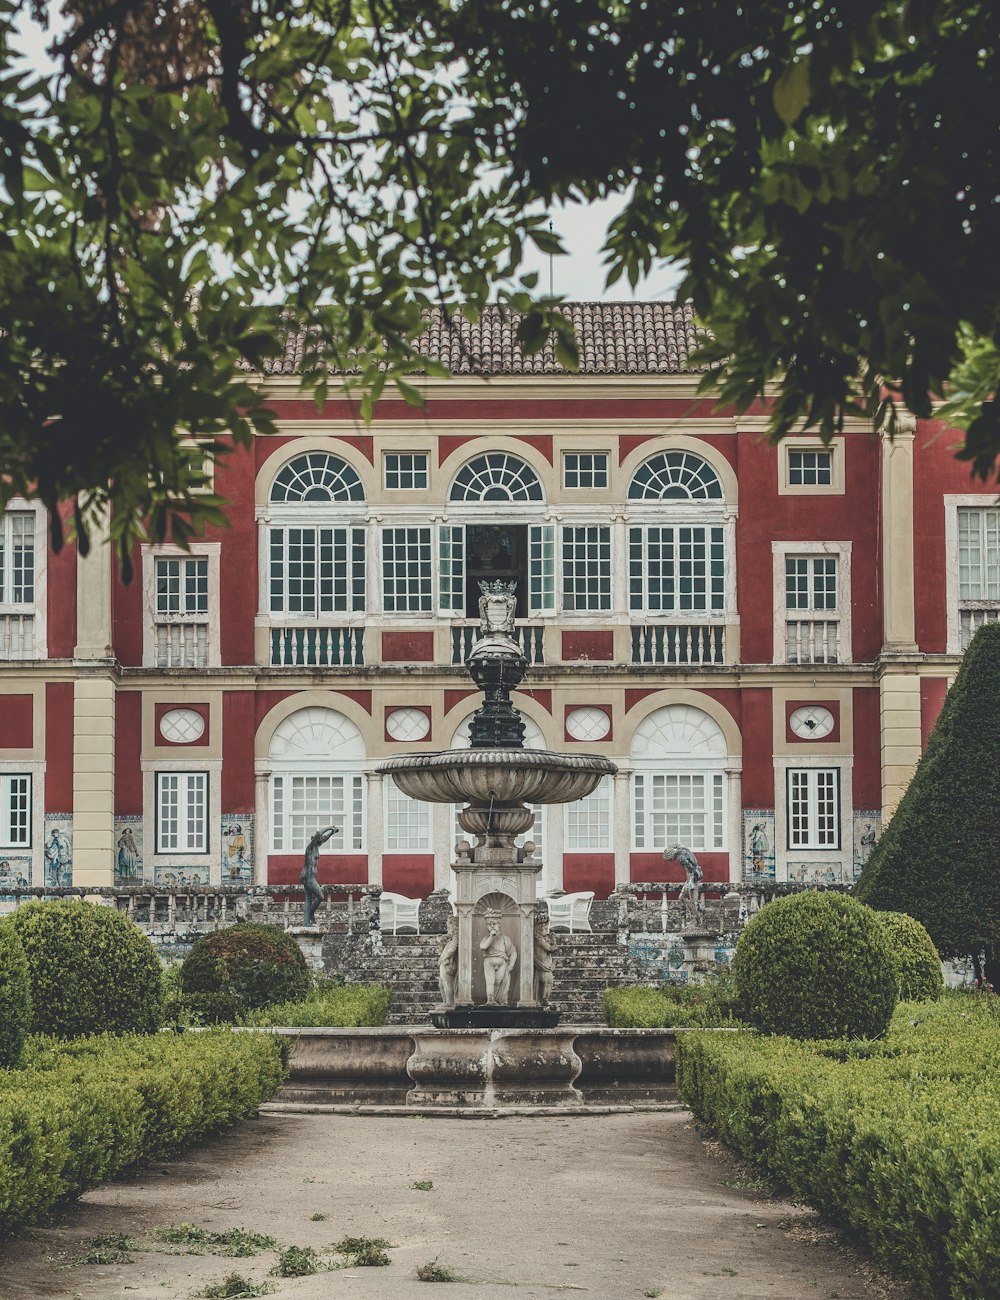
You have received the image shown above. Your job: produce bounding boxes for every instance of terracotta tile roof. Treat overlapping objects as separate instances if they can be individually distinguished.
[260,301,705,377]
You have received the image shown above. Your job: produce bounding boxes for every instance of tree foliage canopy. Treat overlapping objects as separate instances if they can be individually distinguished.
[855,623,1000,960]
[2,0,999,557]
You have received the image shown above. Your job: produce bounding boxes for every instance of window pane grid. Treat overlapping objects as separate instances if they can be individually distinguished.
[386,784,431,851]
[788,768,840,850]
[566,780,611,850]
[563,453,609,489]
[633,771,723,852]
[270,527,364,616]
[629,526,724,613]
[959,508,1000,601]
[0,774,31,848]
[562,526,611,610]
[156,558,208,618]
[1,513,35,605]
[788,449,833,486]
[785,556,838,612]
[529,525,556,612]
[439,525,465,611]
[155,772,207,854]
[382,528,432,612]
[385,453,428,490]
[272,775,364,853]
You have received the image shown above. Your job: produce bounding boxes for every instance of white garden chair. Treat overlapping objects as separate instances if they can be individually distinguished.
[545,890,594,933]
[379,891,421,935]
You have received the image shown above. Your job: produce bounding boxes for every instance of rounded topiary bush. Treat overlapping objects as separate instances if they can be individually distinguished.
[180,923,310,1010]
[0,923,32,1066]
[877,911,944,1003]
[733,892,899,1040]
[8,899,162,1038]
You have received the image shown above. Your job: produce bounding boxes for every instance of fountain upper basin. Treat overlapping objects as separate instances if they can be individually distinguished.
[377,750,617,806]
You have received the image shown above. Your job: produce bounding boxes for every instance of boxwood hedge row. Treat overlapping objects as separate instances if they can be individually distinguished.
[0,1030,287,1236]
[676,996,1000,1299]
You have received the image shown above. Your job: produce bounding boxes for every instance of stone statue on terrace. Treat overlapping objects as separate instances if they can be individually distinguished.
[664,844,704,924]
[480,908,517,1005]
[301,825,337,927]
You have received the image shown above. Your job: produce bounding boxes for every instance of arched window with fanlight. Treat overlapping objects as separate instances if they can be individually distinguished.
[630,705,731,852]
[439,453,552,630]
[268,707,366,853]
[263,452,367,666]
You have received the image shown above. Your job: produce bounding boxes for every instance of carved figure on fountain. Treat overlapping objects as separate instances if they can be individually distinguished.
[438,916,459,1007]
[533,915,556,1007]
[480,907,517,1005]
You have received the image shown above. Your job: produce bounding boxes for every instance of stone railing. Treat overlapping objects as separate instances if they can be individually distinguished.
[616,879,854,936]
[630,621,725,665]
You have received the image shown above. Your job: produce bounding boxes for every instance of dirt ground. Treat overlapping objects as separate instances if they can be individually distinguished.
[0,1111,916,1300]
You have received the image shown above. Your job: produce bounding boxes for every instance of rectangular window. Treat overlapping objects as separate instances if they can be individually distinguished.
[152,554,212,668]
[384,453,429,490]
[629,526,725,613]
[528,524,556,614]
[785,556,838,611]
[958,507,1000,600]
[382,527,432,613]
[155,772,208,854]
[565,779,611,850]
[268,527,365,615]
[788,449,833,486]
[633,772,724,851]
[0,512,34,606]
[438,525,465,613]
[0,774,31,849]
[562,526,611,611]
[563,453,609,489]
[385,783,431,852]
[155,557,208,617]
[784,554,839,664]
[787,768,840,850]
[271,774,364,852]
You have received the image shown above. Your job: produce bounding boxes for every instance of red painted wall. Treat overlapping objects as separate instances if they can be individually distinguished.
[852,687,882,809]
[267,854,368,885]
[630,851,730,884]
[740,688,774,807]
[44,683,73,811]
[382,630,434,661]
[222,691,256,812]
[114,692,143,814]
[112,545,143,666]
[920,678,949,750]
[0,694,33,749]
[735,432,882,664]
[214,442,258,665]
[561,630,614,661]
[47,501,77,658]
[563,853,615,899]
[382,854,435,897]
[912,419,996,653]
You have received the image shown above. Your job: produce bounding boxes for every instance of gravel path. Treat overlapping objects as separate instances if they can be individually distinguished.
[0,1111,915,1300]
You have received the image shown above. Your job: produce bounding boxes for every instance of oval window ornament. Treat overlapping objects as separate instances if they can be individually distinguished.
[159,708,206,744]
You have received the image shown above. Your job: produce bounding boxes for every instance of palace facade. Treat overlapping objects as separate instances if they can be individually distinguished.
[0,303,995,897]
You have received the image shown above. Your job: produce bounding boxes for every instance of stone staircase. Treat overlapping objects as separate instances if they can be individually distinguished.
[381,932,631,1026]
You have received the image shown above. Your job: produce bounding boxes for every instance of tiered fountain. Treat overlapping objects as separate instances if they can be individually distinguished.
[378,581,617,1031]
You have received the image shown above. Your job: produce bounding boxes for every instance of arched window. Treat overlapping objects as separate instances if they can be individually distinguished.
[630,704,729,852]
[451,713,546,850]
[269,453,364,503]
[628,451,723,501]
[449,453,543,503]
[266,455,366,629]
[268,707,365,852]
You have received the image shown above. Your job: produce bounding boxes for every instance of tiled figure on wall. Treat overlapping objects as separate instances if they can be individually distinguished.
[852,812,881,880]
[114,816,144,884]
[43,815,73,887]
[222,815,253,883]
[154,866,211,886]
[743,810,776,880]
[0,856,32,902]
[788,861,844,885]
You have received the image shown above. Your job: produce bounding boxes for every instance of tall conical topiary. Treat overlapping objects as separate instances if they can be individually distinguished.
[856,622,1000,973]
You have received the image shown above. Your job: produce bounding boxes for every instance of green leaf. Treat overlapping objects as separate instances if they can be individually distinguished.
[773,58,811,126]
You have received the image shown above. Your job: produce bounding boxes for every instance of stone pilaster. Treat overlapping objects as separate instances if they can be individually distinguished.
[881,416,918,654]
[879,668,922,823]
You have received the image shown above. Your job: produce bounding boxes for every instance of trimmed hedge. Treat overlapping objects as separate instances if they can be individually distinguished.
[603,974,742,1029]
[243,984,391,1027]
[878,911,943,1003]
[676,996,1000,1299]
[0,1030,287,1236]
[0,925,30,1067]
[856,622,1000,964]
[180,924,310,1010]
[5,900,162,1038]
[733,892,898,1040]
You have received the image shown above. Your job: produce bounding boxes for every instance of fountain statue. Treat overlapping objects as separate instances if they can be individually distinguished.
[378,580,617,1028]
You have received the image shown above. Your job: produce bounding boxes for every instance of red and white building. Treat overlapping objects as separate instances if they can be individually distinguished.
[0,303,994,898]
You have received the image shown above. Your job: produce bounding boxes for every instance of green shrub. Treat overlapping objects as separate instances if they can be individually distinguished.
[733,892,898,1040]
[877,910,944,1002]
[162,990,245,1028]
[0,1029,287,1235]
[0,923,31,1067]
[603,974,742,1029]
[180,924,310,1010]
[5,900,162,1038]
[242,984,390,1027]
[676,995,1000,1299]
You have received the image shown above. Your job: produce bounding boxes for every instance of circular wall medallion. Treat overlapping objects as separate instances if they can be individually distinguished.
[159,708,206,744]
[789,705,835,740]
[565,706,611,742]
[386,707,431,742]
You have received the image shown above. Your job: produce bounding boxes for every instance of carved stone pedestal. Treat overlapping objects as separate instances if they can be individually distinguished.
[405,1028,582,1107]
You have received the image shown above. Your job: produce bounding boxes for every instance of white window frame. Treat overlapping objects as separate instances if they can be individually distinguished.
[562,524,612,612]
[778,436,845,496]
[0,499,47,660]
[0,773,32,850]
[142,543,221,668]
[774,756,852,881]
[563,452,610,490]
[267,524,366,618]
[631,768,727,853]
[945,496,1000,653]
[564,778,613,852]
[154,770,209,855]
[627,517,729,617]
[143,759,222,879]
[381,525,434,614]
[269,772,366,854]
[384,781,432,853]
[383,451,430,491]
[785,767,841,851]
[772,541,852,665]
